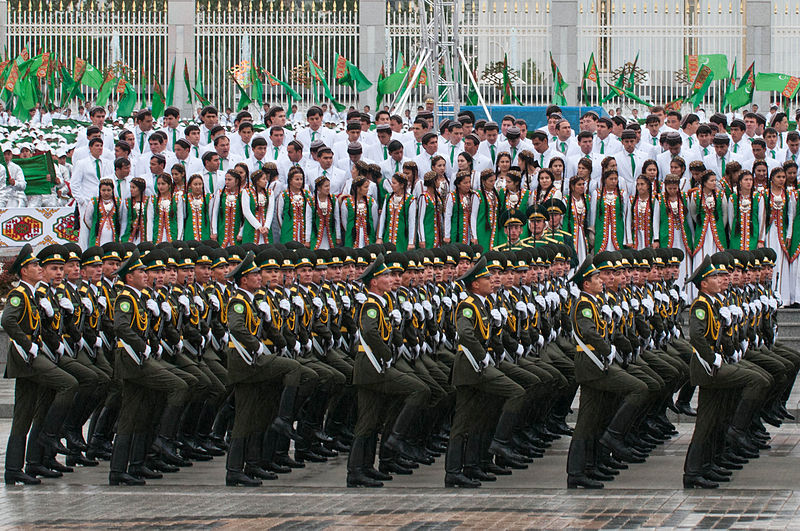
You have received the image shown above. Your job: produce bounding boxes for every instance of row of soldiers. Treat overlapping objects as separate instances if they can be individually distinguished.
[1,234,795,488]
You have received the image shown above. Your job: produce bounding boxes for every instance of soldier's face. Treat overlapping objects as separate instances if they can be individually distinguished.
[43,263,64,284]
[82,263,102,283]
[20,262,42,283]
[583,274,603,295]
[469,275,493,297]
[239,271,260,292]
[103,259,120,278]
[195,264,211,284]
[370,273,393,295]
[148,269,165,287]
[127,269,148,290]
[64,261,81,282]
[296,266,313,285]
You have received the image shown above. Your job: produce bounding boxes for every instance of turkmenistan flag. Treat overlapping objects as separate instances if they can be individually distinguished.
[756,72,800,97]
[12,66,36,122]
[501,54,521,105]
[250,63,264,106]
[234,77,251,111]
[265,71,302,107]
[721,57,737,111]
[549,52,568,106]
[95,70,116,107]
[117,79,137,117]
[726,61,754,110]
[606,82,652,108]
[152,76,166,118]
[334,53,372,92]
[685,54,728,80]
[183,59,193,105]
[685,65,714,107]
[165,59,176,106]
[307,56,345,112]
[193,63,211,107]
[81,62,105,90]
[12,153,57,195]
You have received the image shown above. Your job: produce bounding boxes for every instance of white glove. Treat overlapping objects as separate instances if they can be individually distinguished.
[161,301,172,314]
[95,337,102,348]
[279,299,291,312]
[527,302,537,316]
[193,295,204,311]
[601,304,613,321]
[516,344,524,357]
[390,309,402,325]
[143,345,151,359]
[680,292,689,305]
[549,329,557,342]
[413,302,424,320]
[515,301,527,315]
[401,301,413,316]
[56,343,64,356]
[258,301,271,320]
[536,334,544,347]
[442,297,453,309]
[434,331,442,343]
[741,340,749,353]
[535,294,546,309]
[156,344,163,357]
[654,291,665,304]
[39,298,54,318]
[490,308,503,326]
[178,295,191,314]
[569,284,581,298]
[433,294,441,307]
[499,307,508,320]
[731,306,743,320]
[257,343,267,357]
[713,353,722,368]
[719,306,732,326]
[305,340,312,351]
[176,340,184,352]
[769,298,778,311]
[97,296,107,311]
[775,295,784,308]
[480,352,492,368]
[546,292,560,310]
[58,298,74,313]
[209,294,221,311]
[293,295,305,309]
[146,299,160,317]
[760,295,770,307]
[326,297,338,314]
[81,297,92,311]
[341,295,351,310]
[459,291,468,301]
[29,342,38,358]
[621,300,630,313]
[669,289,679,302]
[558,288,568,301]
[753,300,762,312]
[355,292,367,304]
[422,300,433,319]
[612,305,623,320]
[293,341,301,355]
[630,298,640,312]
[608,345,617,364]
[312,297,323,310]
[642,298,654,315]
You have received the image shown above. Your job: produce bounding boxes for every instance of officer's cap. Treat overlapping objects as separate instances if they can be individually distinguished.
[9,244,38,275]
[226,251,259,280]
[37,244,67,265]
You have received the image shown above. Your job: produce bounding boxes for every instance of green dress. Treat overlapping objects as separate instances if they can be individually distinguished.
[280,189,312,245]
[592,190,625,253]
[122,196,150,243]
[448,190,476,244]
[152,195,179,243]
[728,190,762,251]
[88,196,121,245]
[474,189,500,251]
[184,193,213,241]
[341,195,376,248]
[418,191,443,249]
[216,189,243,247]
[381,193,415,251]
[310,193,337,249]
[242,188,274,244]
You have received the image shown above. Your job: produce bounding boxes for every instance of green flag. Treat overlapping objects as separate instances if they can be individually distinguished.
[81,62,104,90]
[265,71,302,107]
[165,59,176,106]
[626,52,639,89]
[685,54,728,80]
[117,80,137,117]
[721,57,737,111]
[250,63,264,106]
[726,61,755,110]
[685,65,714,107]
[193,63,211,107]
[501,54,522,105]
[605,82,652,108]
[12,153,57,195]
[582,53,600,106]
[334,53,372,92]
[549,52,568,106]
[152,76,166,118]
[12,67,36,122]
[234,77,252,111]
[183,59,193,105]
[94,75,115,107]
[756,72,800,95]
[307,56,345,112]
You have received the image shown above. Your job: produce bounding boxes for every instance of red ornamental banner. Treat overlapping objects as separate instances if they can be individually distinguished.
[73,57,86,81]
[116,77,127,94]
[5,63,19,91]
[782,76,800,98]
[36,53,49,78]
[686,55,700,81]
[335,55,347,80]
[692,65,711,91]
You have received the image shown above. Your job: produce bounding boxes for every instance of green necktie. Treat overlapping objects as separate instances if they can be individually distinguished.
[274,147,279,159]
[322,169,327,177]
[584,154,590,160]
[721,156,726,176]
[630,153,636,176]
[180,160,185,167]
[511,147,517,161]
[734,144,738,153]
[194,146,199,157]
[780,136,784,149]
[416,142,421,155]
[207,132,212,143]
[450,145,456,164]
[311,131,316,142]
[688,137,693,148]
[560,141,566,153]
[793,154,797,162]
[208,172,214,194]
[384,145,388,160]
[771,149,776,159]
[244,145,250,158]
[116,179,121,198]
[652,137,657,146]
[257,161,262,169]
[171,129,177,148]
[395,161,400,173]
[139,132,145,153]
[490,144,496,163]
[95,159,101,180]
[539,153,544,166]
[704,147,709,156]
[552,135,556,142]
[600,140,605,154]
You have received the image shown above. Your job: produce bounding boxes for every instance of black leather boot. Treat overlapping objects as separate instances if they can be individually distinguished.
[109,434,145,486]
[225,438,261,487]
[346,436,383,487]
[567,439,603,489]
[4,435,41,485]
[599,402,641,462]
[444,435,480,488]
[270,386,302,441]
[127,433,163,480]
[463,433,495,482]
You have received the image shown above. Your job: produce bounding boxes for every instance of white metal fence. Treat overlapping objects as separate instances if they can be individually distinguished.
[6,1,800,116]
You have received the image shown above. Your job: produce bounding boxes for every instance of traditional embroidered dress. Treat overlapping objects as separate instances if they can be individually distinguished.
[152,195,180,243]
[471,189,500,250]
[122,196,151,244]
[626,195,656,250]
[445,190,476,244]
[310,193,337,249]
[727,190,763,251]
[184,193,213,241]
[242,188,274,244]
[688,188,728,291]
[418,190,444,249]
[278,189,312,245]
[786,190,800,304]
[341,195,377,248]
[590,189,626,253]
[216,189,243,247]
[501,188,532,238]
[563,193,590,266]
[764,188,793,301]
[655,191,693,283]
[87,197,121,245]
[379,193,416,251]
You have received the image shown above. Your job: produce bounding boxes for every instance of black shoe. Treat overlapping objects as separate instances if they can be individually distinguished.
[778,404,795,420]
[66,454,99,467]
[599,433,640,463]
[762,413,782,428]
[225,470,262,487]
[38,434,68,455]
[25,464,61,478]
[244,464,278,480]
[604,456,629,470]
[64,430,88,452]
[397,456,419,469]
[567,474,603,489]
[295,449,327,463]
[325,439,351,453]
[43,458,73,473]
[4,470,41,485]
[364,467,392,481]
[494,455,528,470]
[683,474,718,489]
[148,458,180,473]
[379,460,412,475]
[265,461,292,474]
[128,465,163,480]
[709,464,732,477]
[464,466,496,482]
[109,471,145,486]
[270,417,301,442]
[346,470,383,487]
[716,457,743,470]
[703,470,730,482]
[199,440,225,456]
[445,472,480,488]
[596,463,619,476]
[181,447,213,461]
[86,445,111,461]
[314,444,338,458]
[274,454,305,468]
[675,402,697,416]
[587,469,614,481]
[483,461,512,475]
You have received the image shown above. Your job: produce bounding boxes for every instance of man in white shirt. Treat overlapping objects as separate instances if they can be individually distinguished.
[504,126,533,165]
[212,136,243,173]
[737,138,782,175]
[403,117,430,159]
[160,107,185,151]
[336,142,376,176]
[0,146,26,207]
[703,134,732,179]
[615,129,648,195]
[729,119,752,159]
[75,106,115,156]
[334,122,366,164]
[477,121,508,166]
[71,138,114,205]
[183,124,204,159]
[694,124,715,159]
[131,109,156,155]
[763,127,787,163]
[136,132,177,178]
[72,127,115,165]
[679,113,700,152]
[566,131,603,191]
[247,137,271,173]
[262,106,295,145]
[295,106,332,154]
[550,118,578,157]
[640,114,663,152]
[198,106,220,147]
[173,139,204,176]
[380,140,410,180]
[785,131,800,163]
[592,117,622,156]
[527,130,552,169]
[308,147,347,195]
[200,151,225,195]
[229,121,256,160]
[263,126,288,162]
[110,158,133,205]
[277,140,310,184]
[656,132,697,185]
[463,133,492,188]
[366,124,394,163]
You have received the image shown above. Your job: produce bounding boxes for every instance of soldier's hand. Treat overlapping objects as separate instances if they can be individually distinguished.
[390,309,402,326]
[39,298,54,318]
[279,299,291,312]
[209,295,221,311]
[59,298,74,313]
[146,299,160,317]
[81,297,92,312]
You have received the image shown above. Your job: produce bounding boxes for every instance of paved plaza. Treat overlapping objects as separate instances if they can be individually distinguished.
[2,420,800,529]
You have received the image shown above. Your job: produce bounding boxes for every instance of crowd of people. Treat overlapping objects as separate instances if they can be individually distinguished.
[1,98,798,490]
